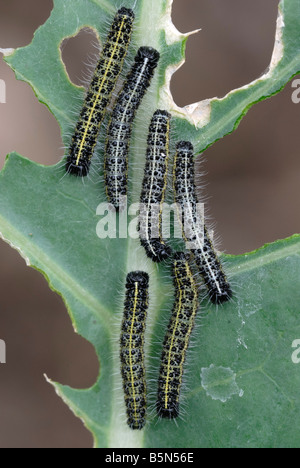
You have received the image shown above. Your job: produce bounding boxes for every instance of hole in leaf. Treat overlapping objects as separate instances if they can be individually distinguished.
[172,0,299,255]
[0,0,61,168]
[202,81,300,255]
[0,61,63,167]
[60,28,100,87]
[172,0,279,105]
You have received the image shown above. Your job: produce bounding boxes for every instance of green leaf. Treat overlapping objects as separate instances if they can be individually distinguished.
[1,0,300,448]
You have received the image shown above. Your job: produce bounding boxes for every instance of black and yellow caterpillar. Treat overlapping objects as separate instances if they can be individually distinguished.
[66,7,134,176]
[120,271,149,430]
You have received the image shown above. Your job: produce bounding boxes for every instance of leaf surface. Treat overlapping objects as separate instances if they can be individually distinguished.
[1,0,300,448]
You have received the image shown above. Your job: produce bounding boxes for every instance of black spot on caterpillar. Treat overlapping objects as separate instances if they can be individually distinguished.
[139,109,172,262]
[120,271,149,430]
[104,46,160,209]
[173,141,232,304]
[66,7,134,177]
[156,252,199,419]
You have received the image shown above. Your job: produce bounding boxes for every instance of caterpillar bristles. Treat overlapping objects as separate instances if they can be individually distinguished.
[120,270,149,430]
[65,7,135,177]
[173,141,233,305]
[156,252,199,419]
[139,109,172,263]
[104,46,160,210]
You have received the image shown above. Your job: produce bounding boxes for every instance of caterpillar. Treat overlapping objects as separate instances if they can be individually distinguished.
[139,109,172,262]
[120,271,149,430]
[173,141,232,304]
[65,7,134,176]
[156,252,199,419]
[104,46,160,209]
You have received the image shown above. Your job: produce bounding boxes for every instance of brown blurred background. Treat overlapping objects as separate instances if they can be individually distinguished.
[0,0,299,448]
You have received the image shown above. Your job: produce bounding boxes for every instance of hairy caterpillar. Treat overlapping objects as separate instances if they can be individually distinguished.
[173,141,232,304]
[156,252,199,419]
[65,7,134,176]
[120,271,149,430]
[139,109,172,262]
[104,46,160,209]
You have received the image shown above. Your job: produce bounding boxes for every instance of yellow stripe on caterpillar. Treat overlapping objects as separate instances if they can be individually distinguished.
[66,7,134,177]
[120,271,149,430]
[157,252,199,419]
